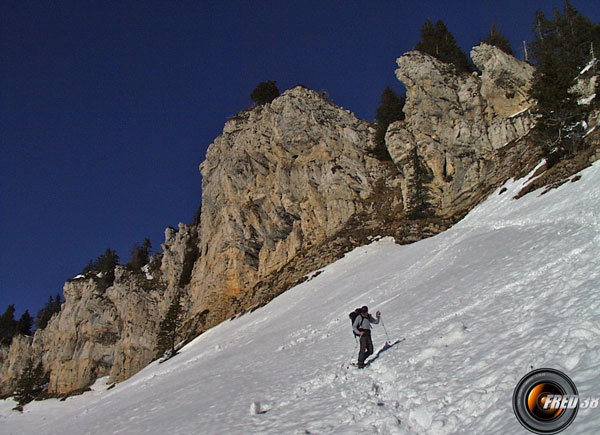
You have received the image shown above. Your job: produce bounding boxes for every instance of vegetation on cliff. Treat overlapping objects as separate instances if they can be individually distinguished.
[414,19,473,73]
[528,0,600,166]
[481,24,513,55]
[373,87,405,160]
[1,3,598,401]
[251,80,280,105]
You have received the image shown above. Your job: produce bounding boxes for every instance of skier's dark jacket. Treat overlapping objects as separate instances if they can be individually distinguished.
[352,313,379,336]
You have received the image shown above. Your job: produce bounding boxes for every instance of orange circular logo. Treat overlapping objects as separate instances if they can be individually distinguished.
[513,368,579,434]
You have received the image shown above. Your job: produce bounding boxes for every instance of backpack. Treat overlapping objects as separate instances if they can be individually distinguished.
[349,308,363,336]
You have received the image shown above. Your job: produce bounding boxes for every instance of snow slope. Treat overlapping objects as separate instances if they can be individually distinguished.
[2,161,600,434]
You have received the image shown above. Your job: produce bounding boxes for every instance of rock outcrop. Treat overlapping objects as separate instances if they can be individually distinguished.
[3,44,565,397]
[0,225,197,395]
[186,87,402,330]
[387,44,538,218]
[0,89,402,395]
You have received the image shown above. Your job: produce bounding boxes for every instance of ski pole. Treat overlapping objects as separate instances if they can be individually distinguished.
[381,317,391,344]
[351,335,358,359]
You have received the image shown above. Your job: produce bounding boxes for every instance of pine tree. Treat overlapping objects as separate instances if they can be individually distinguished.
[36,297,54,331]
[82,248,119,290]
[178,238,199,288]
[156,294,182,358]
[415,19,473,73]
[81,249,119,289]
[16,310,33,336]
[250,81,280,105]
[0,304,17,346]
[528,1,600,165]
[35,295,62,331]
[53,294,62,313]
[96,248,119,276]
[406,147,433,219]
[14,360,47,406]
[482,24,513,55]
[530,3,599,75]
[128,238,152,270]
[373,87,405,160]
[82,259,94,275]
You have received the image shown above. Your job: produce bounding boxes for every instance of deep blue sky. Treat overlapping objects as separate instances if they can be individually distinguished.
[2,1,599,318]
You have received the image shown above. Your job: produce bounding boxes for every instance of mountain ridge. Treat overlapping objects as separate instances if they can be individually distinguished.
[1,43,598,397]
[3,157,600,433]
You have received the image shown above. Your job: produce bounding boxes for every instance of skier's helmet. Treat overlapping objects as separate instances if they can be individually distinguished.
[361,306,368,313]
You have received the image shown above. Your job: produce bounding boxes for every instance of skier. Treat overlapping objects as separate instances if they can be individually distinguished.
[352,306,381,368]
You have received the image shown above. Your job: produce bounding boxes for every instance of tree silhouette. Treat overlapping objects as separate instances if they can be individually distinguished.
[14,360,48,406]
[35,295,62,331]
[415,19,473,73]
[16,310,33,336]
[529,1,600,164]
[128,238,152,270]
[251,81,280,105]
[82,248,119,290]
[156,293,183,358]
[374,87,405,160]
[482,24,513,55]
[0,304,17,346]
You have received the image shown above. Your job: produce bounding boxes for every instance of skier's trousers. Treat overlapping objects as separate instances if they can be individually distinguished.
[358,330,374,366]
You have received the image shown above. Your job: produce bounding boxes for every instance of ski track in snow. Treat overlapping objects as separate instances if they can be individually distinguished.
[2,161,600,434]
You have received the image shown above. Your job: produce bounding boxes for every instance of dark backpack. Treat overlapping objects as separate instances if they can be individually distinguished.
[349,308,363,336]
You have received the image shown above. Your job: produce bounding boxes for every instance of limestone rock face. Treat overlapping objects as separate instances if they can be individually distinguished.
[1,46,547,396]
[0,335,33,395]
[45,277,121,392]
[471,43,535,118]
[387,44,537,217]
[162,224,198,286]
[0,89,398,395]
[0,228,191,395]
[189,87,397,328]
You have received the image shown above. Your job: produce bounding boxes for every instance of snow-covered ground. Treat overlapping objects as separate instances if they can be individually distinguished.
[2,161,600,434]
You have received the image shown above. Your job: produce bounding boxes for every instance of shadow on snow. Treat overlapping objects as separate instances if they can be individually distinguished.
[364,338,405,367]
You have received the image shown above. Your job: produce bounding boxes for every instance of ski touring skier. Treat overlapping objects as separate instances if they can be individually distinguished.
[352,306,381,368]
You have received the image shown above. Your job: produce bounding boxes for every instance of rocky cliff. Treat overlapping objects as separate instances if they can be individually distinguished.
[185,86,404,332]
[0,225,196,395]
[5,44,592,397]
[387,44,537,218]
